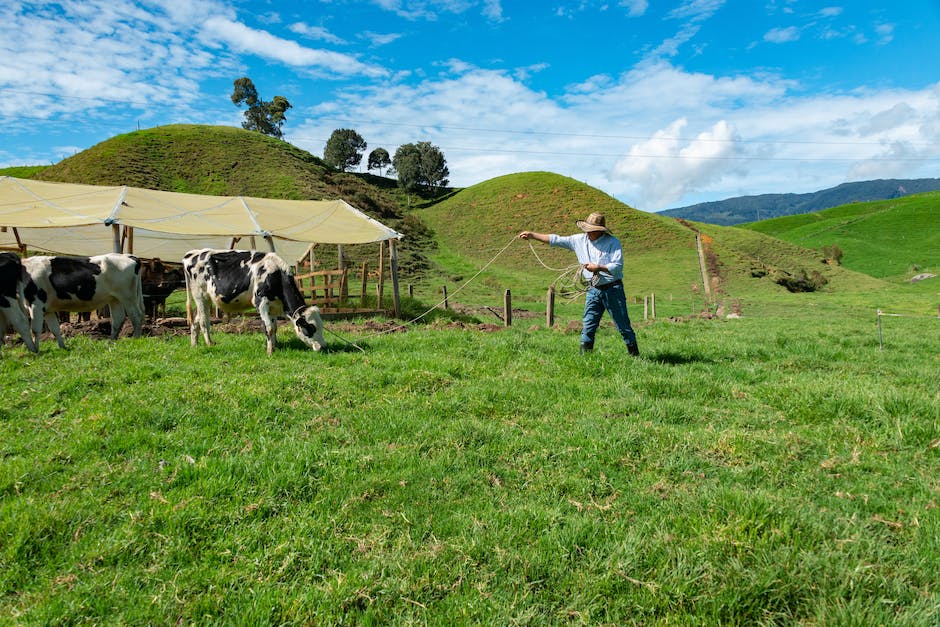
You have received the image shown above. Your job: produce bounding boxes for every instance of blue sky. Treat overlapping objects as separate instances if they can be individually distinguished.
[2,0,939,211]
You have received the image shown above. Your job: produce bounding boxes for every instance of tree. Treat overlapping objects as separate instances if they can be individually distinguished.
[416,141,449,191]
[231,77,292,139]
[324,129,367,171]
[392,143,422,200]
[393,141,449,198]
[367,147,391,175]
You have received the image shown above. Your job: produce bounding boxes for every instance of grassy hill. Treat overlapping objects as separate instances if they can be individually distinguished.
[32,124,402,219]
[417,172,890,318]
[5,124,440,277]
[743,192,940,282]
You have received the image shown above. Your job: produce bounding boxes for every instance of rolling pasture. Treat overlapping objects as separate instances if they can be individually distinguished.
[2,130,939,622]
[2,305,938,624]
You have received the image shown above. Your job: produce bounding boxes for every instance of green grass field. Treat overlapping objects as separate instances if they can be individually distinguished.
[3,127,939,623]
[743,192,940,282]
[2,305,938,624]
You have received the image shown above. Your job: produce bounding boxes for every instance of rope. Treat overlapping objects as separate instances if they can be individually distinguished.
[322,234,603,349]
[326,234,523,346]
[527,241,592,301]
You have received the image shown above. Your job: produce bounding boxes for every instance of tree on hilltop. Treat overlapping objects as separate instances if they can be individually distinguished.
[367,148,391,176]
[392,141,449,202]
[324,129,367,171]
[231,77,292,139]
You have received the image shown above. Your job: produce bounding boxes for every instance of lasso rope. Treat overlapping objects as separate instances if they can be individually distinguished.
[526,241,593,301]
[325,235,593,350]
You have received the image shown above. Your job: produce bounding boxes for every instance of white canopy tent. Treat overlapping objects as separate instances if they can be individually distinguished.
[0,176,404,314]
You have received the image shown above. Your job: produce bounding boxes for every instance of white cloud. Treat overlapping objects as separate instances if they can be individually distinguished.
[764,26,800,43]
[370,0,505,21]
[289,22,348,45]
[668,0,726,22]
[874,23,895,45]
[289,57,940,210]
[362,31,403,46]
[200,17,387,78]
[620,0,648,17]
[610,119,740,208]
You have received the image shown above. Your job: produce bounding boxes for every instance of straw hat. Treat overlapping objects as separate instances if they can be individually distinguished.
[576,212,612,235]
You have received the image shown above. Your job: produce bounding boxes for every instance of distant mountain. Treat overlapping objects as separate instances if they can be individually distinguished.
[660,178,940,225]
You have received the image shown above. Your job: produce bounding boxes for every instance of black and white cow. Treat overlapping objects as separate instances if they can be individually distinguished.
[0,252,38,354]
[182,249,326,354]
[23,253,145,349]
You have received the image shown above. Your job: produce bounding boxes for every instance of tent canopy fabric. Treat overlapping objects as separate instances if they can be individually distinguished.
[0,176,402,261]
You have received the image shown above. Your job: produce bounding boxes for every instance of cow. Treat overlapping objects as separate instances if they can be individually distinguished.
[182,249,326,354]
[141,258,185,321]
[0,252,38,354]
[23,253,145,349]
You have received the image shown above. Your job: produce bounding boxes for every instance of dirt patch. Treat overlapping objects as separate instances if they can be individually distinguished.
[50,314,515,342]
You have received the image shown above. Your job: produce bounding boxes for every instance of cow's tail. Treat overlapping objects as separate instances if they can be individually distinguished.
[184,262,192,325]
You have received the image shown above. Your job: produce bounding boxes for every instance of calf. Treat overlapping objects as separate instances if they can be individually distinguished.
[23,253,145,349]
[182,249,326,354]
[0,252,38,353]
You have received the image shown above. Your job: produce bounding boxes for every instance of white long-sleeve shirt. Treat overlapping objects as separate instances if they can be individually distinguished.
[549,232,624,285]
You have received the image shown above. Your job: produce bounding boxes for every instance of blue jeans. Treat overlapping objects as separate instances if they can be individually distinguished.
[582,282,637,348]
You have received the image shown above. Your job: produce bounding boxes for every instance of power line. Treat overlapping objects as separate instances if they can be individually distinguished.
[314,117,938,149]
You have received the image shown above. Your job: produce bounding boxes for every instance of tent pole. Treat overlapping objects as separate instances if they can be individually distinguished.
[390,238,401,318]
[112,224,121,253]
[264,235,276,253]
[12,227,25,255]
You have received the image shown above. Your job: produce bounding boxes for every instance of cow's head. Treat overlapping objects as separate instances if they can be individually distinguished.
[291,305,326,351]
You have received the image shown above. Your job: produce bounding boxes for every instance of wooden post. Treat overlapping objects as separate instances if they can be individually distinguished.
[360,261,369,306]
[408,284,414,298]
[338,244,348,300]
[546,287,555,327]
[390,239,401,318]
[504,289,512,327]
[111,224,121,253]
[442,285,449,309]
[127,226,134,254]
[377,241,386,309]
[643,296,649,320]
[651,292,656,319]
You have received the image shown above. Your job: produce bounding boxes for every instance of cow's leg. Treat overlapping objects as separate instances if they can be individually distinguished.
[256,298,277,354]
[127,296,144,338]
[110,303,127,340]
[191,297,212,347]
[44,312,67,349]
[4,308,38,353]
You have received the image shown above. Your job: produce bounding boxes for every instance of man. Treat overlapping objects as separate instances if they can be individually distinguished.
[519,212,639,356]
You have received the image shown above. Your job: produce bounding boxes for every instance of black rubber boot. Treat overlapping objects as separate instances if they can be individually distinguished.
[580,342,594,354]
[627,342,640,357]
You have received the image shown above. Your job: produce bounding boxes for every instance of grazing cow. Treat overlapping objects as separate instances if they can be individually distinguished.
[23,253,145,349]
[182,249,326,354]
[141,258,184,321]
[0,252,38,353]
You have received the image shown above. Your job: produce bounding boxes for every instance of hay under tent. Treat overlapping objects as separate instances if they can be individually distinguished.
[0,176,404,317]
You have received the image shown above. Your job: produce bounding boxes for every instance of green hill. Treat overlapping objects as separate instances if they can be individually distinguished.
[743,192,940,281]
[417,172,888,317]
[32,124,402,219]
[6,124,441,276]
